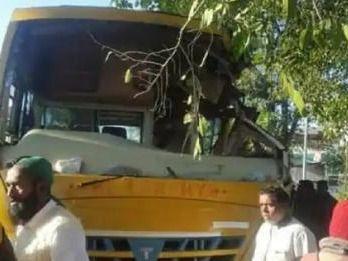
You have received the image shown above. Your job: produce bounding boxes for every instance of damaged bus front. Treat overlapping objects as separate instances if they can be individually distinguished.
[0,7,289,260]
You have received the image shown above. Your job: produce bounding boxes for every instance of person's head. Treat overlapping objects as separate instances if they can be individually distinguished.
[329,200,348,241]
[259,185,290,224]
[298,180,315,192]
[5,156,53,223]
[317,180,328,193]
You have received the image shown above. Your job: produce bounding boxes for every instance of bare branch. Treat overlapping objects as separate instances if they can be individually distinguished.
[312,0,322,21]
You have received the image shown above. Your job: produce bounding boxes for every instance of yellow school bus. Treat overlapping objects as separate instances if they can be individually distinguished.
[0,6,288,260]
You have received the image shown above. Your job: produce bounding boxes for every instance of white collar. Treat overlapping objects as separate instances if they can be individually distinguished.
[24,199,57,230]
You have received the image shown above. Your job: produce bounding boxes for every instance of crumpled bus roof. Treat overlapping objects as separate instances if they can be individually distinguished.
[10,6,229,45]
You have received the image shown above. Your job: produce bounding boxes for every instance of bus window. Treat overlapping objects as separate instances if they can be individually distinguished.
[99,125,141,143]
[42,107,143,143]
[97,110,142,143]
[3,84,34,144]
[43,107,94,131]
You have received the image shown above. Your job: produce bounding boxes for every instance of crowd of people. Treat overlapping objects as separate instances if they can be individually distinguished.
[292,180,337,241]
[0,156,347,261]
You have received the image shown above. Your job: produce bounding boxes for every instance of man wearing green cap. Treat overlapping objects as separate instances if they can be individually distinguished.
[5,156,89,261]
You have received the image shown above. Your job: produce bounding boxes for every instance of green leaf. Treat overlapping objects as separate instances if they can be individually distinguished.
[256,110,272,129]
[323,18,332,31]
[280,71,291,95]
[240,6,250,15]
[124,69,132,83]
[214,3,223,12]
[280,71,305,114]
[313,27,323,47]
[292,89,305,114]
[331,21,343,48]
[201,9,214,27]
[188,0,199,18]
[193,136,202,160]
[197,115,208,136]
[299,26,311,50]
[252,51,265,64]
[254,23,263,32]
[187,95,192,105]
[282,0,295,20]
[342,24,348,42]
[183,112,194,124]
[299,29,307,50]
[231,28,250,60]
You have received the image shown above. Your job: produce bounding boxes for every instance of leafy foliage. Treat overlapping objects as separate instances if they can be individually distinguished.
[322,144,344,174]
[110,0,348,143]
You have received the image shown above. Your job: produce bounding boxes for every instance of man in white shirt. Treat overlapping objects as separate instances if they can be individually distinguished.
[252,185,317,261]
[5,156,89,261]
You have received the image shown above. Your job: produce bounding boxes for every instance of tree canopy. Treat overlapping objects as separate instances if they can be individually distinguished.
[111,0,348,143]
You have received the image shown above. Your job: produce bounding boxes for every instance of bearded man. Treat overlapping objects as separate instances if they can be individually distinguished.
[5,156,89,261]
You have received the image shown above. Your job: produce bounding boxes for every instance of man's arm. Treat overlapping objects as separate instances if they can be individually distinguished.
[294,228,318,259]
[250,223,265,261]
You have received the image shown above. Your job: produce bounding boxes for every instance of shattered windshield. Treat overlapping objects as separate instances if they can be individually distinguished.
[43,107,142,143]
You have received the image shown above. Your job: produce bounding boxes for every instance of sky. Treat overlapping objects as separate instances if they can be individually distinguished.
[0,0,111,48]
